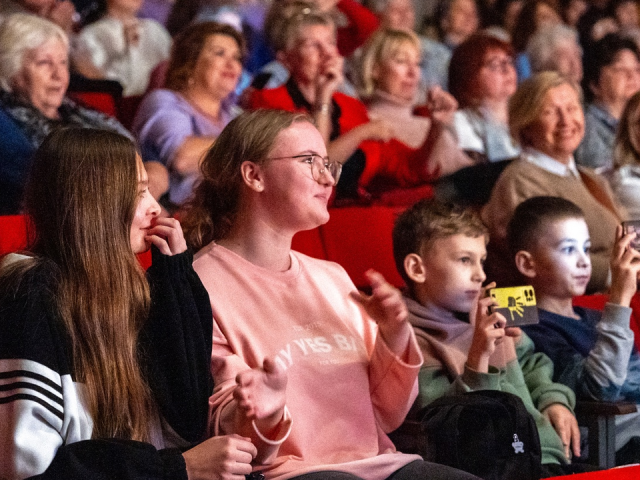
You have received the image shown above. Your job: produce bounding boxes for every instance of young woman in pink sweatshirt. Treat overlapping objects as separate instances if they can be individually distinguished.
[182,109,480,480]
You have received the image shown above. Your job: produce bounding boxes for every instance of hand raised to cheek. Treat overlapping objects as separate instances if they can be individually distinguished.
[145,217,187,255]
[316,55,344,99]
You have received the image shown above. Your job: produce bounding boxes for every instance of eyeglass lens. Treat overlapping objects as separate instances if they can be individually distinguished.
[311,155,341,183]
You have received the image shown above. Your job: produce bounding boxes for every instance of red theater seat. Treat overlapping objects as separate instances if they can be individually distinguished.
[546,464,640,479]
[292,228,326,260]
[0,215,29,254]
[573,293,640,352]
[68,91,118,118]
[0,215,152,269]
[320,205,405,288]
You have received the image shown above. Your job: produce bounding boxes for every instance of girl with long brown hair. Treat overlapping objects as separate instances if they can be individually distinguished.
[0,127,256,479]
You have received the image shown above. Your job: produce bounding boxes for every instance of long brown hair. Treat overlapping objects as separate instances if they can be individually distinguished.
[22,128,154,441]
[182,109,310,251]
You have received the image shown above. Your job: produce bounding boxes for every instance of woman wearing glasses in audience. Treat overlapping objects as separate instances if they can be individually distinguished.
[0,128,256,480]
[449,32,520,164]
[183,109,480,480]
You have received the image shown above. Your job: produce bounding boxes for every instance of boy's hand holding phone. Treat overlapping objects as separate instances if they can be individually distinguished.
[610,224,640,306]
[467,284,510,372]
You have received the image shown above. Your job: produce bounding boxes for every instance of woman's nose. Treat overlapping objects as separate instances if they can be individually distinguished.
[149,196,162,217]
[52,62,65,79]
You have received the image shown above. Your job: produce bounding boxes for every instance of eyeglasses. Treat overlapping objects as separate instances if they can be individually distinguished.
[483,57,515,73]
[268,154,342,184]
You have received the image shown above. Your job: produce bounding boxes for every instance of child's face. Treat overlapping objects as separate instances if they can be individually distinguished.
[528,217,592,299]
[419,234,487,313]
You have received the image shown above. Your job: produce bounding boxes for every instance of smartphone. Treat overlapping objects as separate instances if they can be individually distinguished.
[487,286,539,327]
[622,220,640,251]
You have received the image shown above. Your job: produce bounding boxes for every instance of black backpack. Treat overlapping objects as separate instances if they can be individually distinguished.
[419,390,542,480]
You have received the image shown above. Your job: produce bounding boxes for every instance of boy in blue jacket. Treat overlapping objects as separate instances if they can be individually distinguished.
[508,195,640,464]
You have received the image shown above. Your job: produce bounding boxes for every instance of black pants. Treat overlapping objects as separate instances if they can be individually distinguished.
[287,460,481,480]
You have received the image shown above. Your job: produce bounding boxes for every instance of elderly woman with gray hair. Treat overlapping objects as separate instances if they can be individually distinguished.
[526,23,583,84]
[0,13,130,215]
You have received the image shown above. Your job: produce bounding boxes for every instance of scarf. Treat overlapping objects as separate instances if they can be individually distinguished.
[0,89,132,148]
[405,296,516,377]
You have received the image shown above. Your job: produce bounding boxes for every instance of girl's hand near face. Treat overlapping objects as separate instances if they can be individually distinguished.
[145,217,187,255]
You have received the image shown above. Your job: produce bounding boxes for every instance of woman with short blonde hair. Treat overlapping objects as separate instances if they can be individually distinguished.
[358,27,420,99]
[508,71,582,146]
[355,27,473,184]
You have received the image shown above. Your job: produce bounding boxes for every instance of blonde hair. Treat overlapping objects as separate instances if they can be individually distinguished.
[614,90,640,168]
[508,71,582,146]
[0,13,69,92]
[358,27,421,99]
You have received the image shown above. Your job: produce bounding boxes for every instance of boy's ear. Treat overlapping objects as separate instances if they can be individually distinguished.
[240,160,265,192]
[514,250,536,279]
[404,253,427,284]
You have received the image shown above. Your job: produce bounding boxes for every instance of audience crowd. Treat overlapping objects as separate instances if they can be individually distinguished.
[4,0,640,478]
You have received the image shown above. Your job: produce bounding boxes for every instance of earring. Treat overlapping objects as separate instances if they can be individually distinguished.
[256,184,263,191]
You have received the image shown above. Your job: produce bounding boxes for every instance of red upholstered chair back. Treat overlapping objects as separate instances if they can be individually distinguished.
[546,464,640,479]
[320,206,405,289]
[0,215,30,255]
[573,293,640,352]
[67,91,118,117]
[0,215,152,269]
[292,228,326,261]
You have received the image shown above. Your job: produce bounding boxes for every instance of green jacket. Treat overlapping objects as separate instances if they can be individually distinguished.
[406,296,575,465]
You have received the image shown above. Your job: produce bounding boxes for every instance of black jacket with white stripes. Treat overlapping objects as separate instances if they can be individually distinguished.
[0,247,213,479]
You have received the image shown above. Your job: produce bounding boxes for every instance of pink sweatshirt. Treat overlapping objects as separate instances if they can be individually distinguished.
[193,243,423,480]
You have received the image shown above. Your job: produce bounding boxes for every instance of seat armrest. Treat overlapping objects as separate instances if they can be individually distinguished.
[575,400,637,417]
[574,400,637,468]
